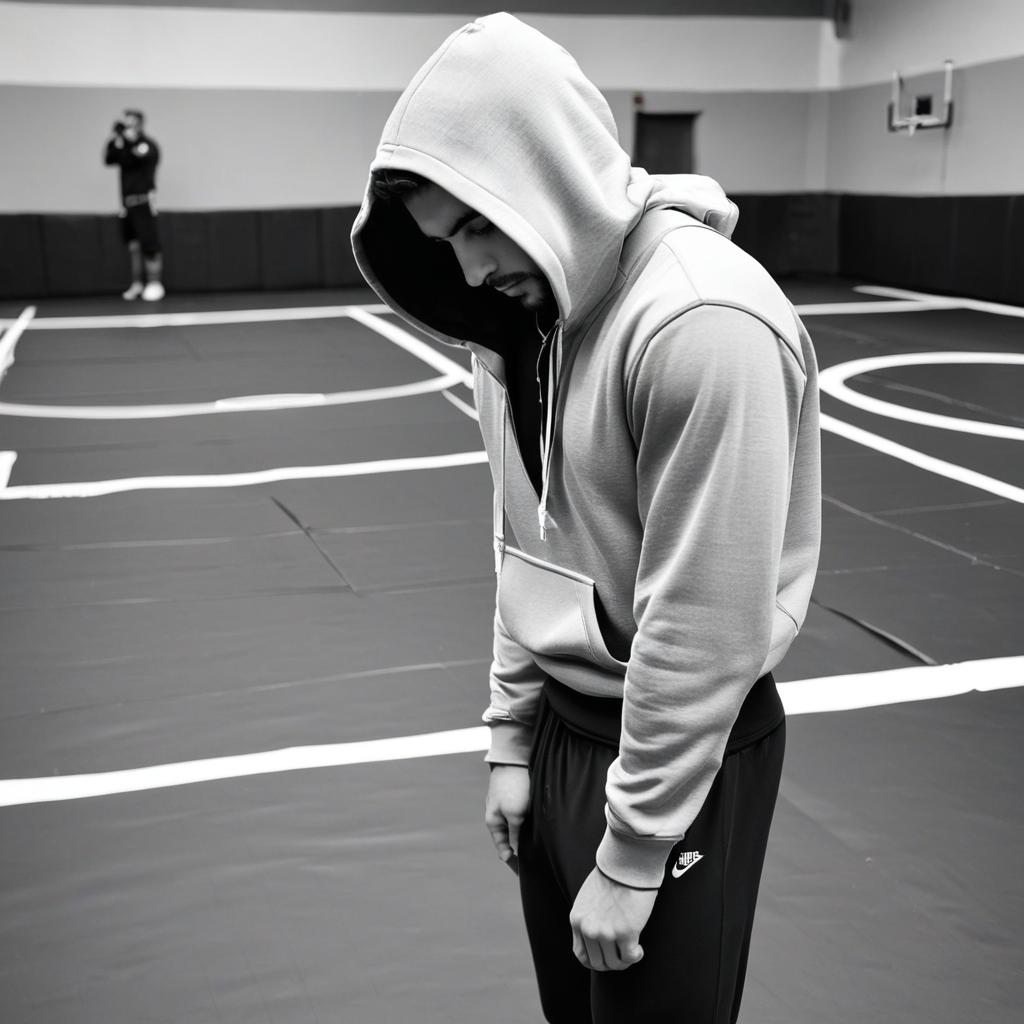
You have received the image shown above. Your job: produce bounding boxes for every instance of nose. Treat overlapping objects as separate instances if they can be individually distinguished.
[451,239,495,288]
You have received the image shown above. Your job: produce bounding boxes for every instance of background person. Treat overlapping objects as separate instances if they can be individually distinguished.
[104,109,165,301]
[353,13,821,1024]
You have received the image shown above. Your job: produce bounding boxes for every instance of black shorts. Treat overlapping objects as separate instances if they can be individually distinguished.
[119,202,161,256]
[518,676,786,1024]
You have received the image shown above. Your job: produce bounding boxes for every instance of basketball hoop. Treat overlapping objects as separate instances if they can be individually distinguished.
[887,60,954,135]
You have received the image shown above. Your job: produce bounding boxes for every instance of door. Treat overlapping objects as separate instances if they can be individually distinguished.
[633,112,697,174]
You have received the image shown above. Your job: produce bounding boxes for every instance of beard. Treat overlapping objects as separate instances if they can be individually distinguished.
[491,272,553,314]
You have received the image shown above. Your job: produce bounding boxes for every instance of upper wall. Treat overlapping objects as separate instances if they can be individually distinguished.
[1,0,1022,213]
[0,1,837,212]
[609,90,823,194]
[826,56,1024,194]
[840,0,1024,86]
[0,4,836,91]
[0,83,824,212]
[0,86,399,213]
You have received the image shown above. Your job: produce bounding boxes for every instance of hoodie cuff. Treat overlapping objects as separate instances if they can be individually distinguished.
[595,825,676,889]
[484,720,533,767]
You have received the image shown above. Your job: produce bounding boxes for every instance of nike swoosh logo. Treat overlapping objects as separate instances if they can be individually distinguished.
[671,852,703,879]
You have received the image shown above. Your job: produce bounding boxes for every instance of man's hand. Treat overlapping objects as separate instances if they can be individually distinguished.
[569,867,658,971]
[484,764,530,874]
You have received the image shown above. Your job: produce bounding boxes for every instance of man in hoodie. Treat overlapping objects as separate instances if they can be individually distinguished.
[104,109,165,301]
[353,14,820,1024]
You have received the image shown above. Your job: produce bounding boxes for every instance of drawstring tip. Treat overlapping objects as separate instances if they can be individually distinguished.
[537,505,557,541]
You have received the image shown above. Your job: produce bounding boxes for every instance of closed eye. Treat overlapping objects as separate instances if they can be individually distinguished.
[427,212,494,244]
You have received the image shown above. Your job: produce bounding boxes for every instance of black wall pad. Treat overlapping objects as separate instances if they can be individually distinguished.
[840,194,925,286]
[787,193,841,275]
[732,194,789,273]
[39,215,126,297]
[161,212,216,293]
[320,207,361,288]
[838,193,881,283]
[203,211,261,292]
[0,216,47,301]
[904,197,958,292]
[259,209,322,290]
[3,196,1020,302]
[838,193,1020,304]
[1002,196,1024,306]
[949,196,1016,306]
[730,193,840,277]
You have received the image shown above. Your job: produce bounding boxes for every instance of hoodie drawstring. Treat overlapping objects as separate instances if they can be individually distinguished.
[493,317,564,575]
[537,320,563,541]
[494,391,507,575]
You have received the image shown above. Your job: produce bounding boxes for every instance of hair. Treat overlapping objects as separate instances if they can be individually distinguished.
[370,168,429,203]
[124,109,145,126]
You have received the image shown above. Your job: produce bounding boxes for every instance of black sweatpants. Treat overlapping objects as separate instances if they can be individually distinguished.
[518,677,785,1024]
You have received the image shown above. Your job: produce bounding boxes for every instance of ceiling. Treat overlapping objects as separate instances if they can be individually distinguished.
[19,1,839,17]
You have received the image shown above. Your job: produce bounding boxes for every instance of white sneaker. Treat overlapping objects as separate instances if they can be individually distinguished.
[122,282,144,300]
[142,282,165,302]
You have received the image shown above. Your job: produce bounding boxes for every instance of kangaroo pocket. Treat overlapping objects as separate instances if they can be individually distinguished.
[497,546,628,694]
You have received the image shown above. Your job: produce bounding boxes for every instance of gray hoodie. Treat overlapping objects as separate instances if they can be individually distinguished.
[352,12,821,888]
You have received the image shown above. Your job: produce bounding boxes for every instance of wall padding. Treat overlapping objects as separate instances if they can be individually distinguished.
[320,207,361,288]
[259,209,321,290]
[0,216,47,298]
[838,194,1023,305]
[730,193,840,278]
[1,197,1019,305]
[0,208,360,299]
[38,215,126,296]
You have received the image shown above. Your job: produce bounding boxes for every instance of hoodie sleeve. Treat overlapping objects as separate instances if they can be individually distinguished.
[595,302,805,888]
[482,604,546,765]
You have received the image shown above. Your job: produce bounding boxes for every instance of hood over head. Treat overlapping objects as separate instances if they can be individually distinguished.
[352,12,739,349]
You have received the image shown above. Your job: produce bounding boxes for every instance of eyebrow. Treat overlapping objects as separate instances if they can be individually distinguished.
[434,209,481,240]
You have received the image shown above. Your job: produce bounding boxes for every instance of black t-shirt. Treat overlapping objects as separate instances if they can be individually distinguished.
[104,133,160,198]
[487,323,550,495]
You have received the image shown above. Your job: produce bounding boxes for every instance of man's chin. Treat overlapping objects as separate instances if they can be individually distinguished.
[518,290,554,314]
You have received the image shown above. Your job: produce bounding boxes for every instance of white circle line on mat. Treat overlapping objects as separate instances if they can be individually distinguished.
[819,351,1024,440]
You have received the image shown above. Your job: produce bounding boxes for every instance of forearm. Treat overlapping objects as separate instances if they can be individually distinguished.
[103,137,125,165]
[598,305,801,888]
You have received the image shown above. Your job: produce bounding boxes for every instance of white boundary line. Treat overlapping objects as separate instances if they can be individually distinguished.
[345,307,475,389]
[1,656,1020,807]
[0,373,463,420]
[855,284,1024,319]
[777,655,1024,714]
[0,305,36,384]
[0,303,392,331]
[442,389,479,421]
[819,352,1024,441]
[794,299,961,316]
[0,450,488,500]
[0,451,17,488]
[0,303,482,496]
[0,727,494,808]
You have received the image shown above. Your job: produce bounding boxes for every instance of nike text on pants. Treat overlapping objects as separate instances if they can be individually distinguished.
[518,678,786,1024]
